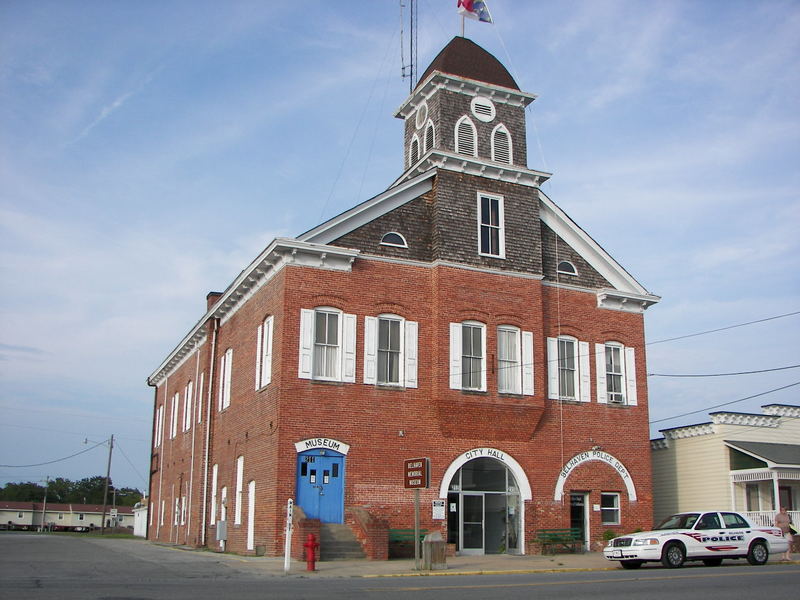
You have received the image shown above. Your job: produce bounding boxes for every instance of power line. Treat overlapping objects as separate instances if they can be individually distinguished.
[648,364,800,378]
[114,440,150,491]
[0,440,107,468]
[648,380,800,425]
[647,310,800,345]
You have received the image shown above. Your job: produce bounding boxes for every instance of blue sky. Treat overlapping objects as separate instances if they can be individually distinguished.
[1,0,798,492]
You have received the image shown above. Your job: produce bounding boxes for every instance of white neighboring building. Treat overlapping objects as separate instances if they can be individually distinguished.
[0,501,134,531]
[651,404,800,527]
[133,500,148,537]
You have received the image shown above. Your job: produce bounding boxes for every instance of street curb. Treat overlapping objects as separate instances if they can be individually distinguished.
[361,566,619,578]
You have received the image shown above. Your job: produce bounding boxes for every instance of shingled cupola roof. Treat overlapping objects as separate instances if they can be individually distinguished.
[416,36,519,91]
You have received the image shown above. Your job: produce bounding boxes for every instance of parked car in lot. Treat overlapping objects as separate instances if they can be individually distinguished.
[604,510,790,569]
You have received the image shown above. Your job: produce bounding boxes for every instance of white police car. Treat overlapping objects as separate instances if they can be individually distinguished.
[604,511,789,569]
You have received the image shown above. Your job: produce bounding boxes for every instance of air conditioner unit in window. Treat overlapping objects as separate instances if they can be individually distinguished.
[608,396,625,404]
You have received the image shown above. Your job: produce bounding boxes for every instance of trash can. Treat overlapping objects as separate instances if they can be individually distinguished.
[422,531,447,570]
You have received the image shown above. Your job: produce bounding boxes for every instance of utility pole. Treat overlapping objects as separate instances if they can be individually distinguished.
[40,476,49,532]
[100,435,114,535]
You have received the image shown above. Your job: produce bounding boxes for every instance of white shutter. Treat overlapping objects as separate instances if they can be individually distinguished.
[342,313,357,383]
[218,353,226,411]
[223,349,233,409]
[625,347,638,406]
[522,331,534,396]
[262,316,273,386]
[449,323,462,390]
[298,309,314,379]
[596,344,608,404]
[363,316,377,384]
[255,323,263,389]
[579,341,590,403]
[479,326,487,392]
[547,337,559,400]
[404,320,418,388]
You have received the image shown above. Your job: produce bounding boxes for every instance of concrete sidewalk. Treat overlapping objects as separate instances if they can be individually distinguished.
[201,550,797,578]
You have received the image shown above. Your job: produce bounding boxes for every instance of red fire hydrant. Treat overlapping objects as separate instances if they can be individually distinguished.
[303,533,320,571]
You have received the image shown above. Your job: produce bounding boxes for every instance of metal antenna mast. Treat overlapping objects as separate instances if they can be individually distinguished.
[400,0,417,93]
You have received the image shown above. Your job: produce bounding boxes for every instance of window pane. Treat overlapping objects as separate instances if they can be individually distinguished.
[315,312,327,344]
[378,319,390,350]
[481,197,491,225]
[327,313,338,345]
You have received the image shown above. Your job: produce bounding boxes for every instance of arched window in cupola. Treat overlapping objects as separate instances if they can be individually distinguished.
[424,120,435,153]
[409,135,420,166]
[455,116,477,157]
[491,123,512,164]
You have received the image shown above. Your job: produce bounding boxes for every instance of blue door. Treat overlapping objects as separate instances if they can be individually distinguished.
[296,449,345,523]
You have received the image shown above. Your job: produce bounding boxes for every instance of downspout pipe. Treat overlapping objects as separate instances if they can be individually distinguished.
[145,377,159,542]
[200,316,219,547]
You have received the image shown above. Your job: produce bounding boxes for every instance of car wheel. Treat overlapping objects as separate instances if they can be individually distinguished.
[747,541,768,565]
[702,558,723,566]
[620,560,643,570]
[661,542,686,568]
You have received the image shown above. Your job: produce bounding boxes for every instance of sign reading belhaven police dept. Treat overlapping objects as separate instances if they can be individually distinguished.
[404,457,429,489]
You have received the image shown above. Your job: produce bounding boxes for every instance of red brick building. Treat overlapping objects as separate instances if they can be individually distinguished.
[146,37,660,558]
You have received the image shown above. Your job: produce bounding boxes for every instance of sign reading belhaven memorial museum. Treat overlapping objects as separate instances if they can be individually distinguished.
[404,457,429,489]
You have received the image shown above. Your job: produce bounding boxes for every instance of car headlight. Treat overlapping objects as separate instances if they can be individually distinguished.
[632,538,660,546]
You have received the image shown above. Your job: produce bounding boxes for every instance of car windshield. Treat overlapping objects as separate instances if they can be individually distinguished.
[654,513,700,530]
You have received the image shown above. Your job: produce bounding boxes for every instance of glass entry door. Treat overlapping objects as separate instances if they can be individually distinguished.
[461,493,484,555]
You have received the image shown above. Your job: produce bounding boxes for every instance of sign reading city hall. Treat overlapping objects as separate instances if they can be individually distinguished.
[404,457,430,489]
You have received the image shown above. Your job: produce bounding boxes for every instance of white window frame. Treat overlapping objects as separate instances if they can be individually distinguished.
[218,348,233,411]
[490,123,512,164]
[174,497,179,526]
[455,115,477,156]
[380,232,408,248]
[255,316,274,390]
[247,480,256,550]
[449,321,486,391]
[547,336,590,402]
[557,260,578,275]
[170,392,179,439]
[220,486,228,524]
[298,308,356,383]
[601,492,621,525]
[595,342,638,406]
[196,371,204,424]
[183,381,193,432]
[154,404,164,448]
[234,455,244,525]
[477,193,505,258]
[363,315,418,388]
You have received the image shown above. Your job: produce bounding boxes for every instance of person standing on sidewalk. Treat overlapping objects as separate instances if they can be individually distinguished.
[774,507,794,561]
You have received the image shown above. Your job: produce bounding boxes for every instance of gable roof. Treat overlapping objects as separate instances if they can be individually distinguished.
[725,440,800,467]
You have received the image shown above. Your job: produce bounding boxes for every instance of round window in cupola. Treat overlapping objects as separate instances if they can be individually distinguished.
[415,102,429,129]
[471,96,496,122]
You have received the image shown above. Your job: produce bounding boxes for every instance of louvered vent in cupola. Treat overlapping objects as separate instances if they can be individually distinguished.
[492,125,512,164]
[471,96,496,122]
[455,116,477,156]
[425,122,435,152]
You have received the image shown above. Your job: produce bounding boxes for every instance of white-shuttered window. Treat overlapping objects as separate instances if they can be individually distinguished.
[234,455,244,525]
[218,348,233,411]
[547,336,590,402]
[298,308,356,383]
[497,326,534,396]
[196,372,204,424]
[170,392,179,439]
[154,404,164,448]
[595,342,637,405]
[182,381,193,432]
[255,316,274,389]
[449,321,486,391]
[491,123,512,164]
[455,116,477,156]
[363,315,418,388]
[210,463,218,525]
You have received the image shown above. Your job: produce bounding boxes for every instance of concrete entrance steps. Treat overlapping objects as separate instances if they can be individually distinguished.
[319,523,366,560]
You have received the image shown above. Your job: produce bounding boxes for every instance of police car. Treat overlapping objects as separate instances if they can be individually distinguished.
[603,511,789,569]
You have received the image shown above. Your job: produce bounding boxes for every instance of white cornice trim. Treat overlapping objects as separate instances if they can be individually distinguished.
[762,404,800,418]
[298,171,435,245]
[147,239,359,386]
[597,289,660,314]
[394,71,537,120]
[651,438,669,450]
[538,189,657,300]
[662,423,716,439]
[710,412,780,428]
[392,150,551,189]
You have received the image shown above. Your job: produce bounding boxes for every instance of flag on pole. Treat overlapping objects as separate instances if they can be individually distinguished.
[457,0,493,24]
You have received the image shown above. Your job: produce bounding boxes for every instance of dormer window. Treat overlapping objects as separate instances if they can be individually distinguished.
[410,136,420,165]
[424,121,435,152]
[380,232,408,248]
[471,96,496,122]
[491,124,512,164]
[455,116,477,156]
[557,261,577,275]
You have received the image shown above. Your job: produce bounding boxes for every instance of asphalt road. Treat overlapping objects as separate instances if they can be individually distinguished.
[1,533,798,600]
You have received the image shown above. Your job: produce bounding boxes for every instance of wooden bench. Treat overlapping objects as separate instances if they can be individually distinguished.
[534,528,584,554]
